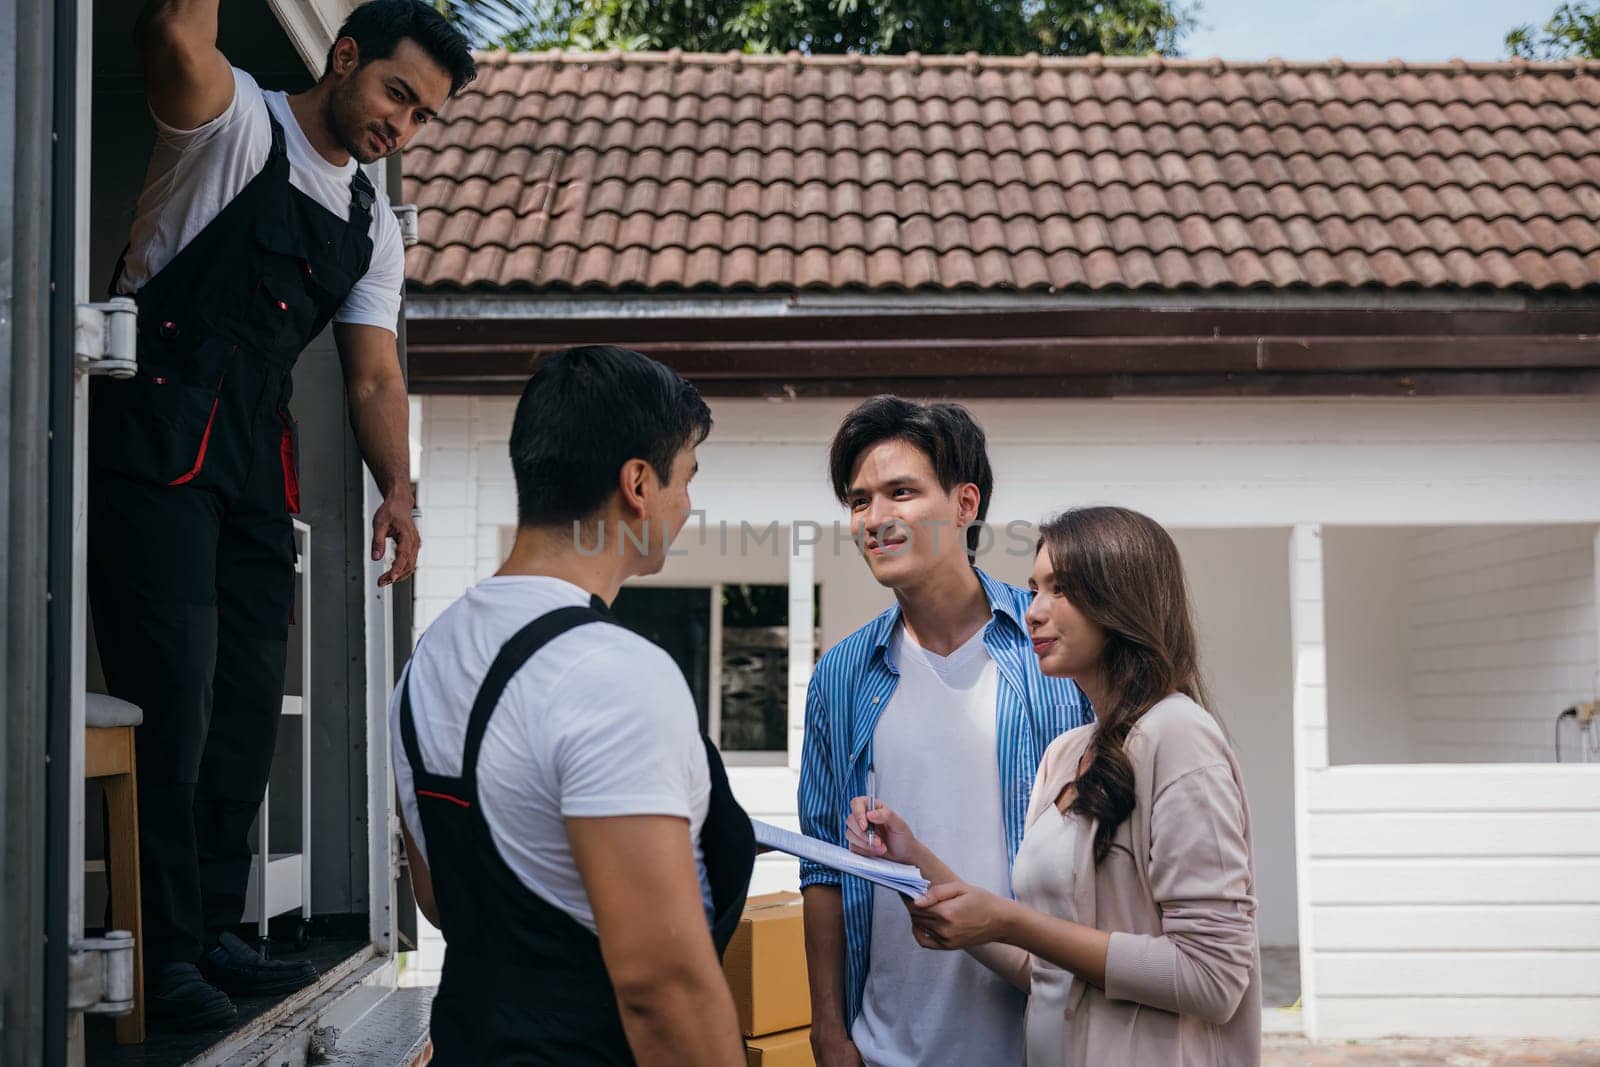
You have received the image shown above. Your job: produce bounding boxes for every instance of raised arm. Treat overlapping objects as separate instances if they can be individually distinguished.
[568,815,745,1066]
[135,0,234,130]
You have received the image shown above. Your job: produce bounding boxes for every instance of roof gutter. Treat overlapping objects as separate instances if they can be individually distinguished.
[404,287,1597,322]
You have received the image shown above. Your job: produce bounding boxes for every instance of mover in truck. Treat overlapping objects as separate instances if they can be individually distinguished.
[90,0,470,1032]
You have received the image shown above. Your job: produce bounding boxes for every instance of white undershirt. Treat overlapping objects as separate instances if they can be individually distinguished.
[390,576,713,931]
[852,623,1024,1067]
[116,67,404,334]
[1012,809,1083,1067]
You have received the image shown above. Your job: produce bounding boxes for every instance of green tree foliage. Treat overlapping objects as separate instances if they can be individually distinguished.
[1506,1,1600,59]
[446,0,1198,56]
[430,0,562,48]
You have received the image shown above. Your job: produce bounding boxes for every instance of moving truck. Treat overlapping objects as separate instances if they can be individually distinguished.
[2,1,425,1062]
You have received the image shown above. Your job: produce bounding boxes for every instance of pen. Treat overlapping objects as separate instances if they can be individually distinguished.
[866,764,877,847]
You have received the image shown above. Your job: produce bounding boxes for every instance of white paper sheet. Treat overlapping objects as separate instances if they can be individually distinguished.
[752,819,931,898]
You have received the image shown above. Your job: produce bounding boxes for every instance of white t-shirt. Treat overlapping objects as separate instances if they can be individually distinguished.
[852,624,1024,1067]
[116,67,404,334]
[390,575,714,932]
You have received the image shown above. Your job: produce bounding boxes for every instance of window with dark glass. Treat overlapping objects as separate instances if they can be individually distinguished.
[608,583,819,758]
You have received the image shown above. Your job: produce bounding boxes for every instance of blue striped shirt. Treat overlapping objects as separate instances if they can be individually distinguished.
[796,567,1094,1026]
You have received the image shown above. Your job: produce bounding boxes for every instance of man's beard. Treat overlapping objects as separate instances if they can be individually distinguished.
[325,82,385,164]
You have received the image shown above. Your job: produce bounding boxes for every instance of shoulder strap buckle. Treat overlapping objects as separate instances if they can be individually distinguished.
[350,168,376,219]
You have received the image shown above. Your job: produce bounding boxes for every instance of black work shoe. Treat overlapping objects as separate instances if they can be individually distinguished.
[199,931,318,997]
[147,962,238,1032]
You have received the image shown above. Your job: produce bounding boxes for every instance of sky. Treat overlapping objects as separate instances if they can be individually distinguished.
[1181,0,1560,63]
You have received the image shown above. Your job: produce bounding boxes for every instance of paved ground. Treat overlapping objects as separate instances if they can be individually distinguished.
[408,936,1600,1066]
[1265,1036,1600,1065]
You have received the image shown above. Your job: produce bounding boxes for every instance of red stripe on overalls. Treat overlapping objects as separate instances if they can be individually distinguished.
[279,417,300,514]
[416,789,471,808]
[167,398,220,486]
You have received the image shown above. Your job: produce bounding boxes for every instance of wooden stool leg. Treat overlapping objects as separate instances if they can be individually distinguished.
[103,747,145,1044]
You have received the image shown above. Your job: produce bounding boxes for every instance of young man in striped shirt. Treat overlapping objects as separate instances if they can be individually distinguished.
[798,397,1093,1067]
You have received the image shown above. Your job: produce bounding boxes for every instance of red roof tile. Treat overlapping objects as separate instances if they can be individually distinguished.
[404,51,1600,294]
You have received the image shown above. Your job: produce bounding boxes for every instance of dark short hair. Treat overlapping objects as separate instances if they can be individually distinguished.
[511,346,712,528]
[326,0,477,97]
[828,395,994,558]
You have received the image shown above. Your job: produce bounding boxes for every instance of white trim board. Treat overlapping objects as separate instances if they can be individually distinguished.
[268,0,344,74]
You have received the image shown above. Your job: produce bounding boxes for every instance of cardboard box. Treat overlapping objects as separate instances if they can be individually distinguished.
[724,891,811,1037]
[746,1027,814,1067]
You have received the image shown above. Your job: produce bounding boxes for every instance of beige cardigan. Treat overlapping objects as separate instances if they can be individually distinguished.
[976,694,1262,1066]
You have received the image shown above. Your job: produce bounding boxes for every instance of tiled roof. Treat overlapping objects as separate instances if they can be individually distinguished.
[403,51,1600,294]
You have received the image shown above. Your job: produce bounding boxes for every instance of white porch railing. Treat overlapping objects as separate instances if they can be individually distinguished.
[1303,762,1600,1039]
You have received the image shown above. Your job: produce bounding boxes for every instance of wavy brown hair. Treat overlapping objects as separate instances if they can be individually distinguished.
[1038,507,1215,864]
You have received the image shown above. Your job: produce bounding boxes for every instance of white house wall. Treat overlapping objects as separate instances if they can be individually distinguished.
[416,396,1600,616]
[1321,523,1599,766]
[1167,529,1299,948]
[1406,524,1599,763]
[1323,528,1417,765]
[666,397,1600,529]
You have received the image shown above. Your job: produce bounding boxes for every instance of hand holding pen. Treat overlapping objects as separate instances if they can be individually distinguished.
[846,791,920,867]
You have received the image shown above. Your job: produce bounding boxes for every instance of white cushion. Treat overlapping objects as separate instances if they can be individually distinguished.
[86,693,142,729]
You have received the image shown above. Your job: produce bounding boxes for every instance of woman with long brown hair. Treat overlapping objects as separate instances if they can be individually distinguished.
[848,506,1261,1066]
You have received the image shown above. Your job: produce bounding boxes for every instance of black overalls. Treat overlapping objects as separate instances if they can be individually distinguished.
[398,600,757,1066]
[88,110,375,972]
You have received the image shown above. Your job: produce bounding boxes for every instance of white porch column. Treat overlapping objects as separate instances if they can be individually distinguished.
[1289,523,1327,1040]
[787,526,817,771]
